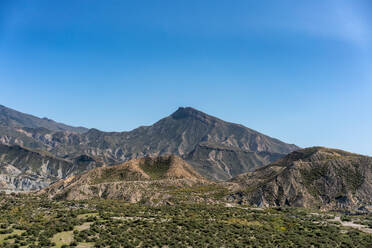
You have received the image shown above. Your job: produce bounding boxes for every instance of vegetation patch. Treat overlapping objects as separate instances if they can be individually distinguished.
[169,184,229,200]
[0,229,24,245]
[337,167,365,192]
[77,213,98,220]
[225,218,262,226]
[92,167,143,184]
[0,194,371,247]
[139,157,171,179]
[300,164,329,186]
[51,231,74,247]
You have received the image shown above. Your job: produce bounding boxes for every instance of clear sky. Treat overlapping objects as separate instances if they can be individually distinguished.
[1,0,371,155]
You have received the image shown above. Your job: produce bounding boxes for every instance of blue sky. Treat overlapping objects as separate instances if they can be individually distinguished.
[1,0,371,155]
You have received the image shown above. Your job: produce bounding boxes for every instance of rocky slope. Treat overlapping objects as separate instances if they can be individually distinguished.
[39,146,372,210]
[0,105,299,181]
[0,144,101,191]
[228,147,372,210]
[0,105,87,133]
[40,155,213,204]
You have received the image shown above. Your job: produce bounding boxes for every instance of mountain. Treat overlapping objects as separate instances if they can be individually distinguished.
[125,107,298,180]
[41,146,372,210]
[0,144,101,191]
[0,104,87,133]
[41,155,212,204]
[228,147,372,210]
[0,105,298,185]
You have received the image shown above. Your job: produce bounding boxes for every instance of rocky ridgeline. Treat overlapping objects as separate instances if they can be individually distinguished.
[228,147,372,210]
[40,155,213,205]
[38,147,372,211]
[0,105,298,185]
[2,105,371,211]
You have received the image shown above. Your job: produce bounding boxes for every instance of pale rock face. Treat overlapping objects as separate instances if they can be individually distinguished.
[0,164,22,175]
[0,144,102,192]
[0,173,51,191]
[0,136,10,144]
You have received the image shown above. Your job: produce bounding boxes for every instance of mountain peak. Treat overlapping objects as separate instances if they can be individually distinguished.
[171,107,217,121]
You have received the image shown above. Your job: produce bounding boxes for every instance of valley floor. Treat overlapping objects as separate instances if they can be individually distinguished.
[0,194,371,248]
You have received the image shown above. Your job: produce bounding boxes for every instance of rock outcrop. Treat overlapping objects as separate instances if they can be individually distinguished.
[0,144,101,191]
[229,147,372,210]
[40,155,210,204]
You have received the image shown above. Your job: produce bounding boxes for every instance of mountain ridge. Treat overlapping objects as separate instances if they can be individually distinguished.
[40,155,211,203]
[0,104,299,187]
[0,104,88,133]
[228,147,372,210]
[39,146,372,211]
